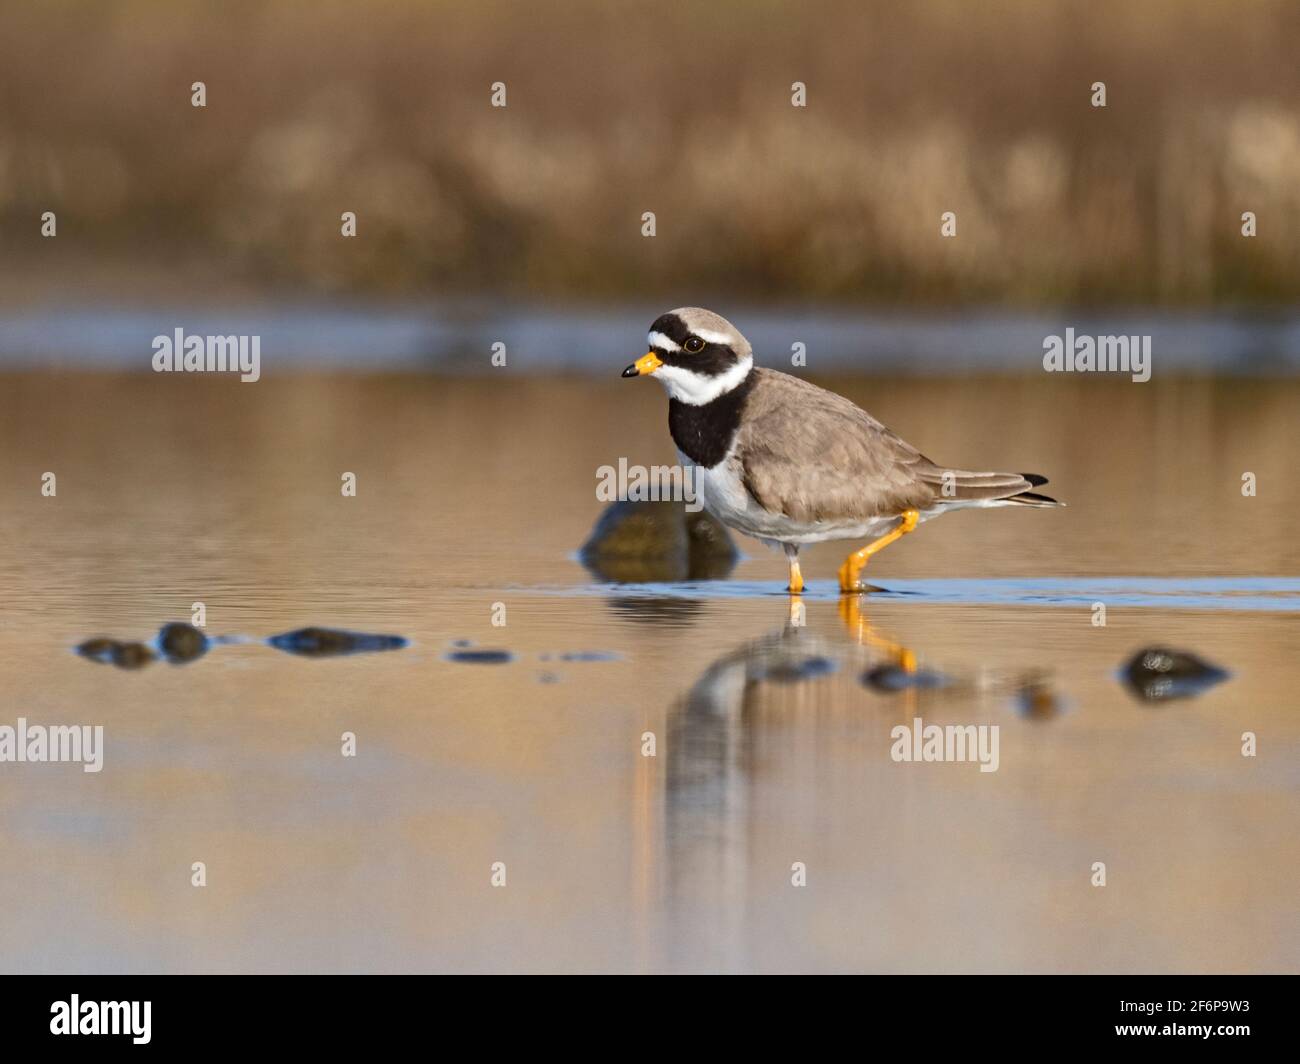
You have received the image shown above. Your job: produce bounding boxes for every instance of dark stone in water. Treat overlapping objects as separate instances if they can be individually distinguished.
[268,627,408,658]
[76,638,119,664]
[1122,647,1229,702]
[158,622,209,664]
[579,500,737,583]
[557,651,620,662]
[446,649,513,664]
[76,638,155,669]
[861,664,948,692]
[112,642,155,669]
[761,656,837,683]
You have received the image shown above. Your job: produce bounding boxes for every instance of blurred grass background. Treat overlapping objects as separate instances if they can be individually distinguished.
[1,0,1299,305]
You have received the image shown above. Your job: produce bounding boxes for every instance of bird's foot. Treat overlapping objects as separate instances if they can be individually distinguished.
[837,557,868,593]
[838,509,921,591]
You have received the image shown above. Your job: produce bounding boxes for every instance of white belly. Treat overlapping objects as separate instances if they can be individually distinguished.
[683,449,917,548]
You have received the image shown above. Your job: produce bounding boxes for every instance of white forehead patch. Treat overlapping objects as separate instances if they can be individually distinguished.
[647,330,681,352]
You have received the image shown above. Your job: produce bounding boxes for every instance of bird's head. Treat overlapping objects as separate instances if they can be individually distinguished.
[623,307,753,405]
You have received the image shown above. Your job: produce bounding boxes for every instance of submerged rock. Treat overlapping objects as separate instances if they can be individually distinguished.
[445,649,513,664]
[75,638,119,664]
[268,627,408,658]
[112,642,156,669]
[860,663,948,692]
[76,638,156,670]
[1122,647,1229,702]
[78,623,408,666]
[579,500,737,582]
[158,622,209,664]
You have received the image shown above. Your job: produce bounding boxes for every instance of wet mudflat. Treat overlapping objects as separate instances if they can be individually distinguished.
[0,372,1296,972]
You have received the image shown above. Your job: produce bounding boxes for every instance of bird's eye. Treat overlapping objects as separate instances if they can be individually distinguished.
[684,337,705,353]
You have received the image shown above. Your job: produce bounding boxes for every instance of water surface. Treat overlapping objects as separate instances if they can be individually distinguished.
[0,371,1296,972]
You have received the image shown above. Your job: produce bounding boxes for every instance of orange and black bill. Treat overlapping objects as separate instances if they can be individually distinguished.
[622,351,663,377]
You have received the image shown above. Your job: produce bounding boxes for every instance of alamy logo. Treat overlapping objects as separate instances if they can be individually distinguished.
[152,328,261,382]
[890,717,1000,773]
[1042,329,1151,382]
[0,717,103,773]
[596,458,702,512]
[50,996,151,1044]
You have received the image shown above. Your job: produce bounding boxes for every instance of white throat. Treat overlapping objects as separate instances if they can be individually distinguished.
[656,357,753,405]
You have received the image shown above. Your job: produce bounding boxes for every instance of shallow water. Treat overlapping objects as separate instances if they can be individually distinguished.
[0,371,1297,972]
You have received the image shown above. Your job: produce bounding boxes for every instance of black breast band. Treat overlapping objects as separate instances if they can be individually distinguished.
[668,371,756,468]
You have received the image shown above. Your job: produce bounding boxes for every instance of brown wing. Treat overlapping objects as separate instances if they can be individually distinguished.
[735,369,1040,523]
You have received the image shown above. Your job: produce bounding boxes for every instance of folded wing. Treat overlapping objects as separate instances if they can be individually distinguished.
[736,369,1058,523]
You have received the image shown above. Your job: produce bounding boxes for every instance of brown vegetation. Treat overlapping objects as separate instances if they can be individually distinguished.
[1,0,1298,304]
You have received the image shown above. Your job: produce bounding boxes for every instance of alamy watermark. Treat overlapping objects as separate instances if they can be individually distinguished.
[0,717,103,773]
[152,328,261,382]
[50,995,150,1044]
[890,717,999,773]
[596,457,702,512]
[1042,328,1150,382]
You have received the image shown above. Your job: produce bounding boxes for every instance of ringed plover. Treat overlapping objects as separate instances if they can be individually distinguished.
[623,308,1061,593]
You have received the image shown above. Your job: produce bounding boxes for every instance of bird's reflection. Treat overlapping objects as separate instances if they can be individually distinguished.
[663,618,842,970]
[651,593,1068,968]
[659,594,926,969]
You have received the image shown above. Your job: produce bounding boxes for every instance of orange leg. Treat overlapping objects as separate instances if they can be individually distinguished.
[787,557,804,594]
[837,509,920,593]
[784,544,804,595]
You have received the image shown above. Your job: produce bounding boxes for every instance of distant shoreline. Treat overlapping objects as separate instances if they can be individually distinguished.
[2,304,1298,375]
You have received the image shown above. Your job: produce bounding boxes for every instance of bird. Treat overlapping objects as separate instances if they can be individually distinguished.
[622,307,1062,594]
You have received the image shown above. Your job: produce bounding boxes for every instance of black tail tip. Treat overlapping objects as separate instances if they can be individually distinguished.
[1021,472,1049,487]
[1012,491,1062,506]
